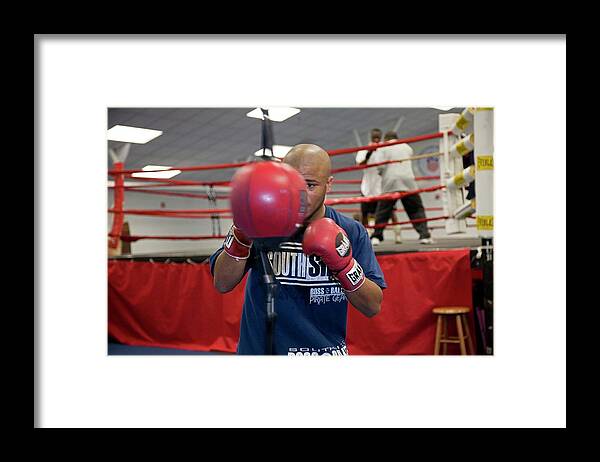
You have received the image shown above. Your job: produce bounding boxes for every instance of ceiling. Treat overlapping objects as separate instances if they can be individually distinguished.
[107,107,465,185]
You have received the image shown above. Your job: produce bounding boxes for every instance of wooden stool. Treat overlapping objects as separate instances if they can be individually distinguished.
[433,306,475,355]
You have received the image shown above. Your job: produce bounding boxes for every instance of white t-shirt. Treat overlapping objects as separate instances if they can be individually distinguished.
[356,148,382,197]
[371,142,418,193]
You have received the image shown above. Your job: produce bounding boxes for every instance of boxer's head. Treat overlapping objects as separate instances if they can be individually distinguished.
[384,130,398,141]
[370,128,382,143]
[283,144,332,223]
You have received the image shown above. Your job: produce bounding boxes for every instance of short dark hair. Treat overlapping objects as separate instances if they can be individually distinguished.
[371,128,382,136]
[384,131,398,141]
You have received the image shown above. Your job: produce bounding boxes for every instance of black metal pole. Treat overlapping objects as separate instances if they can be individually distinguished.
[257,243,278,355]
[482,237,494,355]
[260,108,274,158]
[255,109,278,352]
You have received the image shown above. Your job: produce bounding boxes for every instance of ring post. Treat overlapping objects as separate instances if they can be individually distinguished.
[439,113,467,234]
[474,108,494,239]
[108,143,131,250]
[474,107,494,354]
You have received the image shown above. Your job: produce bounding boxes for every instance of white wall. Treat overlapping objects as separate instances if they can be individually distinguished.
[107,188,231,255]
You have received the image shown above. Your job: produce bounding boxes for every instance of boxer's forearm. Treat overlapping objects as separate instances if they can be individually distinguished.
[213,251,247,293]
[344,277,382,318]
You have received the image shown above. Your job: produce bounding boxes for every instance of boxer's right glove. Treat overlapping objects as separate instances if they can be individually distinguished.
[302,218,365,292]
[223,225,253,261]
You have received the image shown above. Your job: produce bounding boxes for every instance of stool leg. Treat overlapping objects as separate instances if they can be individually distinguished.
[456,315,467,355]
[434,315,442,355]
[462,314,476,355]
[442,317,448,355]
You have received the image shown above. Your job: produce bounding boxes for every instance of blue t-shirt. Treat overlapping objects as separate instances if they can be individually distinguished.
[209,206,387,355]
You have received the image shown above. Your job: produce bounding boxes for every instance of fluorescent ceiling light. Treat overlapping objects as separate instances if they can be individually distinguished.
[107,125,163,144]
[107,180,159,187]
[131,165,181,179]
[246,107,301,122]
[254,145,293,159]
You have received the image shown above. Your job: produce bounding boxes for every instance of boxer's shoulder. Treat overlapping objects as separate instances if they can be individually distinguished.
[325,207,365,242]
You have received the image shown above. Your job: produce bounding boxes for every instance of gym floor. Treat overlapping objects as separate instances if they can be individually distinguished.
[107,341,234,355]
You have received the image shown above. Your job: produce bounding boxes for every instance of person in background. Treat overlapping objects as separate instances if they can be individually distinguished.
[355,128,382,228]
[355,129,402,243]
[370,131,433,245]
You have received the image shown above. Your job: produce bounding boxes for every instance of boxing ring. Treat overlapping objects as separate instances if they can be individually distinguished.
[107,108,494,355]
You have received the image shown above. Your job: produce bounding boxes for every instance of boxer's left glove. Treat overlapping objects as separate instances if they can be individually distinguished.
[223,225,253,261]
[303,218,365,292]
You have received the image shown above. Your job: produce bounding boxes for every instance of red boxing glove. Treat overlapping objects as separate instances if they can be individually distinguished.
[302,218,365,292]
[223,225,253,261]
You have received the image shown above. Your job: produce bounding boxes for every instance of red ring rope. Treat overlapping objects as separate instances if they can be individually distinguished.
[108,186,445,217]
[327,132,444,156]
[324,185,445,206]
[122,178,231,188]
[366,216,449,229]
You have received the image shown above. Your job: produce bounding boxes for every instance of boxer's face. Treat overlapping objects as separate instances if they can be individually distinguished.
[282,145,332,222]
[296,162,332,222]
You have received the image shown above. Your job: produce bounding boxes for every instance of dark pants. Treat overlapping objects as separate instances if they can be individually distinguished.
[371,193,431,241]
[360,197,378,226]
